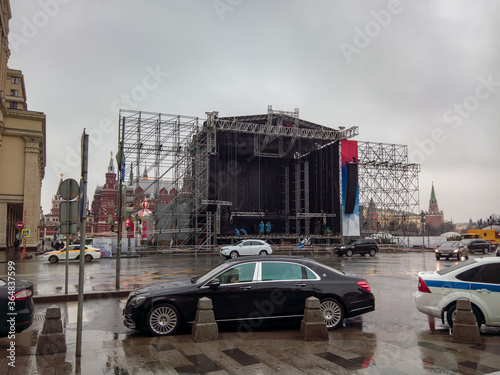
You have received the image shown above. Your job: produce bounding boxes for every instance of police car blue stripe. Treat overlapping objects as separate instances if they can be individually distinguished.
[424,279,500,293]
[425,280,471,290]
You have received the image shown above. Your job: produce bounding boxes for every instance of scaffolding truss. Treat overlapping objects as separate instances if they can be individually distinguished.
[357,142,420,235]
[118,108,421,246]
[118,110,205,245]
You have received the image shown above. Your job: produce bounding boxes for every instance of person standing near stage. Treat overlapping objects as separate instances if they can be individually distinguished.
[259,221,265,235]
[265,221,271,235]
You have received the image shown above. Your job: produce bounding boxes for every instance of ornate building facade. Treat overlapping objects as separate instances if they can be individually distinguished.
[91,156,119,234]
[0,1,47,251]
[90,156,178,238]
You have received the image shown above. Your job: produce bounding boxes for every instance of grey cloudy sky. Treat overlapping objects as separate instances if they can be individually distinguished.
[8,0,500,223]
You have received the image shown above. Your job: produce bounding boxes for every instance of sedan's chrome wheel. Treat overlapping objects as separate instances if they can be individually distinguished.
[320,298,344,329]
[49,255,58,264]
[259,250,268,255]
[230,251,239,259]
[147,305,179,336]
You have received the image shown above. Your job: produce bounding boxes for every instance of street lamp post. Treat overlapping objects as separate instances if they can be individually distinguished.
[420,211,426,248]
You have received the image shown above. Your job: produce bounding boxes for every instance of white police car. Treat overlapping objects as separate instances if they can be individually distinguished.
[414,257,500,328]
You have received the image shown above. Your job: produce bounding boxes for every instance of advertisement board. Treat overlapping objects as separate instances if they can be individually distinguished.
[341,139,360,237]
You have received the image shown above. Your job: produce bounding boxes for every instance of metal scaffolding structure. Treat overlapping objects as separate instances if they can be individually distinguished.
[117,108,421,247]
[357,142,420,235]
[118,107,360,247]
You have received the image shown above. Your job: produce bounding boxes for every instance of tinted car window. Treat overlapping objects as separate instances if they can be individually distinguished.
[456,266,481,281]
[439,242,460,249]
[477,264,500,284]
[305,267,317,280]
[437,259,477,275]
[219,263,256,284]
[262,262,302,281]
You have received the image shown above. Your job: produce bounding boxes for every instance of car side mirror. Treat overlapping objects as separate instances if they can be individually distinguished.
[209,278,220,289]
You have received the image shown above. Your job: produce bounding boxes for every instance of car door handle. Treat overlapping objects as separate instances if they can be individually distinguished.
[295,283,306,287]
[240,286,252,290]
[476,289,491,294]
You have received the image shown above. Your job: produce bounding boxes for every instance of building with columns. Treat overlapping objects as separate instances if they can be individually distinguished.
[0,1,46,251]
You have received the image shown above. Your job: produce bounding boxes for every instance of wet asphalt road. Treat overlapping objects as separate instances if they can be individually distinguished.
[1,251,500,374]
[4,251,500,336]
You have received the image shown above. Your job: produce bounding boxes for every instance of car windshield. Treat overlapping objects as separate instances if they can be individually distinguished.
[194,262,229,284]
[461,239,473,245]
[439,242,460,249]
[437,259,477,275]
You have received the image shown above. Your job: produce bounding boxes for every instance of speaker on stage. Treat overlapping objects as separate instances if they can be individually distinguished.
[345,162,358,214]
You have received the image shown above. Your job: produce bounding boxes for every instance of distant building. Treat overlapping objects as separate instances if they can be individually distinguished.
[425,183,444,229]
[41,177,94,242]
[0,1,47,251]
[91,155,119,234]
[90,155,178,236]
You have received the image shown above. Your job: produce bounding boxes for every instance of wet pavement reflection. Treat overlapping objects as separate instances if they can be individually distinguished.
[1,251,499,374]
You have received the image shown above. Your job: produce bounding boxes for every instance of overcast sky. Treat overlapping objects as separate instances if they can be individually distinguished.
[8,0,500,223]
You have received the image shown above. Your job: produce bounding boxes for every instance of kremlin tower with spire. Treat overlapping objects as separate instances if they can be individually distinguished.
[425,183,444,229]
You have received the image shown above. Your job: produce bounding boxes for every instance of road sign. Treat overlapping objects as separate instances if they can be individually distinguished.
[16,222,24,229]
[22,229,30,238]
[59,178,79,200]
[60,200,79,234]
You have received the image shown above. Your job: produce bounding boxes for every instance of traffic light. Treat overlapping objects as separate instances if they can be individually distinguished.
[110,222,115,232]
[126,219,131,231]
[124,186,134,214]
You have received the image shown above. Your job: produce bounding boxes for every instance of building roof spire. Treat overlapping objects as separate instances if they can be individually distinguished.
[107,152,115,173]
[430,182,437,202]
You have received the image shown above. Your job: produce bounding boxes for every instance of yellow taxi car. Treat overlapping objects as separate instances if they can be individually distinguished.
[43,245,101,263]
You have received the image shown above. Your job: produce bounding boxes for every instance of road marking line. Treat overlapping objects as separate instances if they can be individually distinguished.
[66,302,87,324]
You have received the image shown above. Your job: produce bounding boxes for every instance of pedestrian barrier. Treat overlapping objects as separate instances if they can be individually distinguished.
[192,297,219,342]
[452,298,481,345]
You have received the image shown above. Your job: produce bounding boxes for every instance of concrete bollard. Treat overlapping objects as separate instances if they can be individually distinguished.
[192,297,218,342]
[36,305,67,355]
[452,298,481,345]
[300,297,328,341]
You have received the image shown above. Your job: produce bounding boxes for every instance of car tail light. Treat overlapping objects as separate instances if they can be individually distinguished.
[356,280,371,292]
[14,289,33,301]
[418,277,431,293]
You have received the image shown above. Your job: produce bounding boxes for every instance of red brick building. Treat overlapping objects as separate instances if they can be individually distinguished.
[91,157,178,236]
[91,156,119,234]
[425,183,444,229]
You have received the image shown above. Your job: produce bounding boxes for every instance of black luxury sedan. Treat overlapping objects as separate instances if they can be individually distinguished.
[123,256,375,336]
[434,241,469,261]
[0,278,35,337]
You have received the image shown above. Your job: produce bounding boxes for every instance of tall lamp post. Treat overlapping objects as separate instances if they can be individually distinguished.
[420,211,426,248]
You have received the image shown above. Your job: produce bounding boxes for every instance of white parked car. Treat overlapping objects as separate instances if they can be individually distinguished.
[414,257,500,328]
[43,245,101,263]
[220,239,272,259]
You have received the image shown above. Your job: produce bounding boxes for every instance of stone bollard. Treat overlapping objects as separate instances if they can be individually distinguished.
[300,297,328,341]
[192,297,218,342]
[452,298,481,345]
[36,305,67,355]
